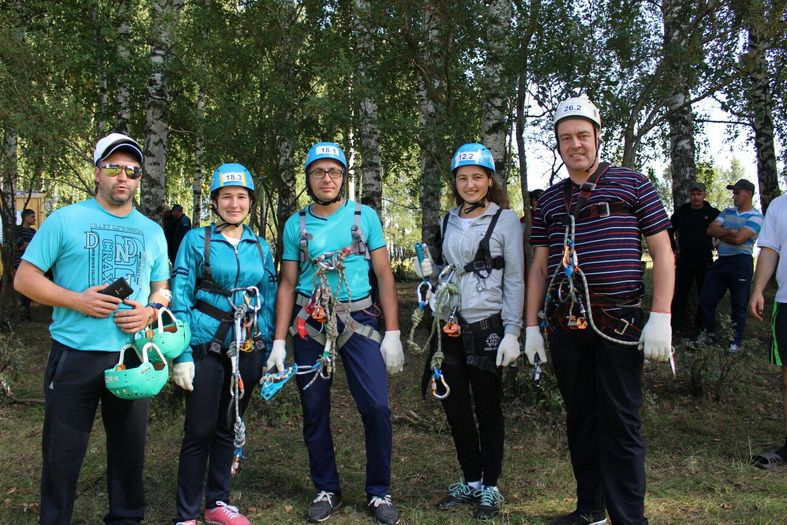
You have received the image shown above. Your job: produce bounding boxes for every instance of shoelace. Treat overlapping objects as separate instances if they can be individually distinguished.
[312,491,336,505]
[213,501,242,516]
[475,487,504,507]
[447,482,474,498]
[368,495,394,508]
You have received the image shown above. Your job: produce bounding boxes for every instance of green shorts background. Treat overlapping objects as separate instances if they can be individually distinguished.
[770,302,786,366]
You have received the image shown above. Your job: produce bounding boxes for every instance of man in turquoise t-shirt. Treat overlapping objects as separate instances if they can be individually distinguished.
[269,142,403,525]
[14,133,170,525]
[699,178,764,351]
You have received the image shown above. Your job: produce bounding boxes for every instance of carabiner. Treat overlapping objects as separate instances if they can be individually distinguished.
[430,369,450,400]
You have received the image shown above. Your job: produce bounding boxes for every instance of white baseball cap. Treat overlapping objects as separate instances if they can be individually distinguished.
[93,133,144,165]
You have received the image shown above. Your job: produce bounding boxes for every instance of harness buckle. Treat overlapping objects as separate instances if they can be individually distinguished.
[595,202,610,218]
[614,317,631,336]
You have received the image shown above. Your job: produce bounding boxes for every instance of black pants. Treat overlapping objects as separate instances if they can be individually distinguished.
[698,254,753,346]
[671,257,710,331]
[549,313,648,525]
[175,349,264,521]
[439,325,504,486]
[40,341,149,525]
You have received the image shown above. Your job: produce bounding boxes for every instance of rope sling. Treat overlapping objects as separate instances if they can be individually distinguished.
[223,286,261,477]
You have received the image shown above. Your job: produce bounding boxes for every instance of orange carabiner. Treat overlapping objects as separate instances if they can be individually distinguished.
[311,305,327,322]
[443,322,461,337]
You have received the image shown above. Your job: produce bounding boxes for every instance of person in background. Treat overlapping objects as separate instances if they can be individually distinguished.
[14,208,37,321]
[167,204,192,264]
[698,179,763,352]
[668,182,720,334]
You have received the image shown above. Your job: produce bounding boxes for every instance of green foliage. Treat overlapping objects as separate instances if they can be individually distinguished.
[682,315,751,401]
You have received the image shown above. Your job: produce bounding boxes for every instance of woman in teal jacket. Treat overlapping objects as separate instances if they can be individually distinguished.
[170,163,276,525]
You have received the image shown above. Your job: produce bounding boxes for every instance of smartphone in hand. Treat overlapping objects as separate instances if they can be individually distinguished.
[100,277,134,300]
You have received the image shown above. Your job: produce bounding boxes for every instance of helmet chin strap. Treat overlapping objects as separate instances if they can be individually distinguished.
[306,178,344,206]
[462,191,489,214]
[585,130,601,174]
[211,204,247,232]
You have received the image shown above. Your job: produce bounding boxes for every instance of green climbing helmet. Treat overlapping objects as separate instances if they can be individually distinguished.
[104,342,169,400]
[133,307,191,362]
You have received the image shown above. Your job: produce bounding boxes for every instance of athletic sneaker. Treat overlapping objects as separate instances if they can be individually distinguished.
[367,494,400,525]
[436,481,478,510]
[308,491,342,523]
[551,509,608,525]
[175,521,197,525]
[204,501,251,525]
[473,486,504,520]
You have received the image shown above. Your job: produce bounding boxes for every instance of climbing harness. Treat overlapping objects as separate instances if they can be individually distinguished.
[193,226,269,358]
[537,164,676,373]
[288,203,383,389]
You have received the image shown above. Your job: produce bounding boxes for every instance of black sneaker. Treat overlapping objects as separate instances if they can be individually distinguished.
[367,495,400,525]
[472,486,504,521]
[436,481,478,510]
[307,491,341,523]
[551,509,608,525]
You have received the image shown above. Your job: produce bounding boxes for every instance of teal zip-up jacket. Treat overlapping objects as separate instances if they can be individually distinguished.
[171,224,277,363]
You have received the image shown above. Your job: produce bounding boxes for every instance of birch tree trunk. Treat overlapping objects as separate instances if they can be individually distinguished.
[0,130,19,323]
[114,0,132,134]
[480,0,512,187]
[93,6,108,136]
[417,5,444,250]
[353,0,383,212]
[141,0,185,222]
[664,0,697,207]
[515,0,540,263]
[746,23,780,211]
[192,86,206,227]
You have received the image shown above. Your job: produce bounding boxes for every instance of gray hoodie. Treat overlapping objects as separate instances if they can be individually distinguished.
[441,203,524,335]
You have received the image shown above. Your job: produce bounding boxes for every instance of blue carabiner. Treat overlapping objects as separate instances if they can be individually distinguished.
[260,365,297,401]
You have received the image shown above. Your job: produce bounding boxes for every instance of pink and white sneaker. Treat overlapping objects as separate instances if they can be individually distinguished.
[204,501,251,525]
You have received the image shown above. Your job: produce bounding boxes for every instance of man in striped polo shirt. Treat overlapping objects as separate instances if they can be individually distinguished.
[698,179,764,352]
[525,96,674,525]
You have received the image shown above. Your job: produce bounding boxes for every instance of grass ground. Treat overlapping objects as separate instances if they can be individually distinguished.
[0,279,785,524]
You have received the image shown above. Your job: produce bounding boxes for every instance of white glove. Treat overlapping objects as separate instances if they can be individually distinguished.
[380,330,404,374]
[524,326,548,364]
[412,256,434,278]
[266,339,287,373]
[638,312,672,362]
[495,333,521,367]
[172,361,195,391]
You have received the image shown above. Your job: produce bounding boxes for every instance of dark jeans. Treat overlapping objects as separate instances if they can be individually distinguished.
[40,341,149,525]
[671,257,710,331]
[293,307,392,498]
[175,350,264,521]
[439,328,504,486]
[698,254,753,346]
[549,310,648,525]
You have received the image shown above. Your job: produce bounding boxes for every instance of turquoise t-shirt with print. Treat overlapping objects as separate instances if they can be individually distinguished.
[282,200,386,301]
[22,198,170,351]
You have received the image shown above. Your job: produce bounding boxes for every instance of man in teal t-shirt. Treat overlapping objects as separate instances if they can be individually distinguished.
[14,133,170,525]
[269,142,403,525]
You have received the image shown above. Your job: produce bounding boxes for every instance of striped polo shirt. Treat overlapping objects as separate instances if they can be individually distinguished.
[531,166,670,306]
[714,206,763,256]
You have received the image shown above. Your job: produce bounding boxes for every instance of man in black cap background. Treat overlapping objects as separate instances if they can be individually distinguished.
[165,203,191,264]
[669,182,720,334]
[698,178,764,351]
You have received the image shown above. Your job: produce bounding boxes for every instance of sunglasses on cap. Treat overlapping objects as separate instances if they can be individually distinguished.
[100,163,143,179]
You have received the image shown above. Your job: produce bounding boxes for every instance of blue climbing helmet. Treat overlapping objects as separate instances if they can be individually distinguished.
[450,143,496,174]
[210,163,255,196]
[304,142,347,205]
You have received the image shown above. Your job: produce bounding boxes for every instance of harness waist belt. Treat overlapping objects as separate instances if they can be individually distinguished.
[294,293,374,313]
[195,300,234,321]
[460,313,504,333]
[556,201,633,226]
